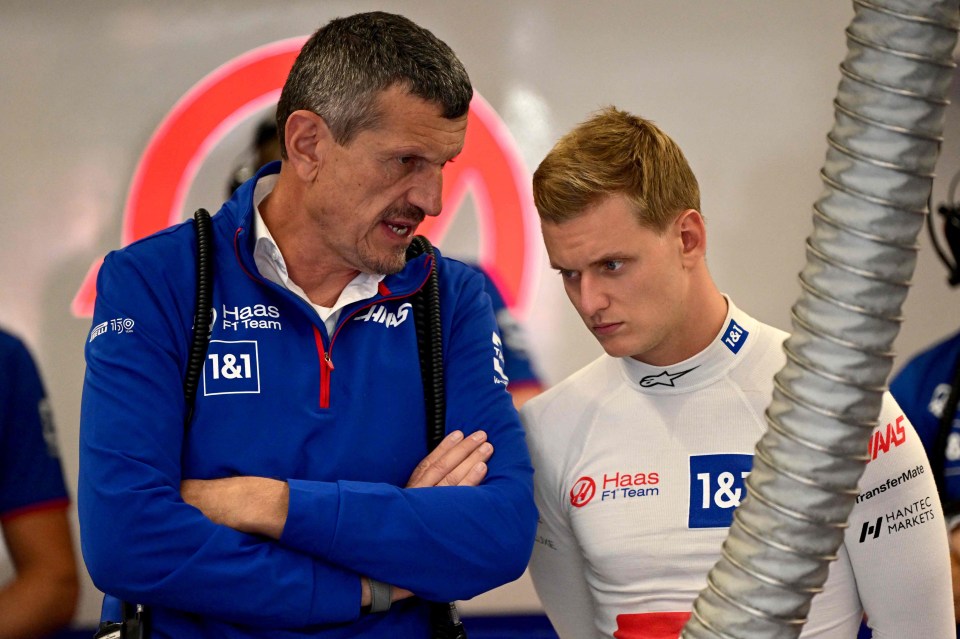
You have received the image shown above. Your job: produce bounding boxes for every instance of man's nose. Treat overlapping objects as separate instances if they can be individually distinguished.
[408,164,444,217]
[577,274,609,317]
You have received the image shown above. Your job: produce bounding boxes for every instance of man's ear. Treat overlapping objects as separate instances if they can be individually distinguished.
[676,209,707,261]
[284,110,333,181]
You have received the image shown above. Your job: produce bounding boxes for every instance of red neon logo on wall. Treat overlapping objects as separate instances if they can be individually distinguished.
[72,38,539,318]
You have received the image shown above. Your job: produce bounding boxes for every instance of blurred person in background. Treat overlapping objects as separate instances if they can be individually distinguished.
[0,328,79,639]
[889,199,960,635]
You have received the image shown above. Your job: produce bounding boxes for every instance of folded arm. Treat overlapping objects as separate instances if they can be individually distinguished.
[80,250,367,627]
[181,428,494,604]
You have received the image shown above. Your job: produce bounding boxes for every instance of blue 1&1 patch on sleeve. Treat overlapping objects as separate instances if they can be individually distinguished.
[688,453,753,528]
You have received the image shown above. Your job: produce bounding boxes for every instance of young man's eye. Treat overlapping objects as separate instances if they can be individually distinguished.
[603,260,624,272]
[558,269,579,281]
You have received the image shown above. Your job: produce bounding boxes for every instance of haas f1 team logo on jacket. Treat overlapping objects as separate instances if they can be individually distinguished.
[215,303,282,331]
[353,303,412,327]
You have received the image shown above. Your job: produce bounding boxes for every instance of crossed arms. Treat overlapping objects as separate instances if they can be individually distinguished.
[181,429,495,607]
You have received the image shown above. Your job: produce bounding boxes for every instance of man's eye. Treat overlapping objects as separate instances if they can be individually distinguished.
[398,156,414,165]
[603,260,624,272]
[558,270,578,281]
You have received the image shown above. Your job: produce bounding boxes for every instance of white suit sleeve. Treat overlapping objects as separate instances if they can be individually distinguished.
[522,405,599,639]
[845,393,954,638]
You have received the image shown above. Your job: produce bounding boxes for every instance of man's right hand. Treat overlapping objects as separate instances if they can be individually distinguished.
[406,430,494,488]
[359,430,492,610]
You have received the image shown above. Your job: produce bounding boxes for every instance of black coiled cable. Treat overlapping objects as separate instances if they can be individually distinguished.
[408,235,446,447]
[183,208,214,426]
[406,235,467,639]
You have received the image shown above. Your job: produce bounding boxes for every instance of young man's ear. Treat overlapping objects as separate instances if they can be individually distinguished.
[676,209,707,260]
[283,110,333,181]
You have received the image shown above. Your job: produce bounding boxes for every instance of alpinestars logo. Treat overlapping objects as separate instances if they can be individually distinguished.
[639,367,698,388]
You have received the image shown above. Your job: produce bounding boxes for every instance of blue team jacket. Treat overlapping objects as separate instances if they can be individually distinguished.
[79,163,537,638]
[891,330,960,505]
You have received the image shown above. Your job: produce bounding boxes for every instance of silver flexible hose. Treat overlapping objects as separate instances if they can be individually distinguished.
[681,1,959,637]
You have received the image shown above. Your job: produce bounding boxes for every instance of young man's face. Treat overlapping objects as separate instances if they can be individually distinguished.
[542,194,695,366]
[307,85,467,275]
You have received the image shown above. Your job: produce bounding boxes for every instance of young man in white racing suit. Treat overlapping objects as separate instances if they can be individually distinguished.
[521,106,954,638]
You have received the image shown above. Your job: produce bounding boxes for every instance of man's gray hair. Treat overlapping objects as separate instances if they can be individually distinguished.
[276,11,473,156]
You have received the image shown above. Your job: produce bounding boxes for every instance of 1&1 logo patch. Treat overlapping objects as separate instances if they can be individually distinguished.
[689,453,752,528]
[203,340,260,395]
[722,319,749,354]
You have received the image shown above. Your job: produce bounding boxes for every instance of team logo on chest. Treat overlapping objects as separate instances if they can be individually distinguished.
[569,477,596,507]
[688,453,752,528]
[203,340,261,395]
[215,303,282,331]
[569,469,661,507]
[353,303,412,328]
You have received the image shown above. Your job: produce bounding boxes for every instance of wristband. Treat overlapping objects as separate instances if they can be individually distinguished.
[366,578,392,614]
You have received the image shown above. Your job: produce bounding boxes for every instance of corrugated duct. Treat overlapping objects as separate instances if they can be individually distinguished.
[681,1,960,637]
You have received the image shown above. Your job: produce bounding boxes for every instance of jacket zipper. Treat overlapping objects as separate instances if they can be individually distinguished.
[310,256,433,410]
[313,326,333,409]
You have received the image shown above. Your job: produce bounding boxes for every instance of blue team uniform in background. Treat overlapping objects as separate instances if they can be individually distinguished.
[0,329,69,523]
[889,329,960,639]
[891,330,960,507]
[470,265,542,391]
